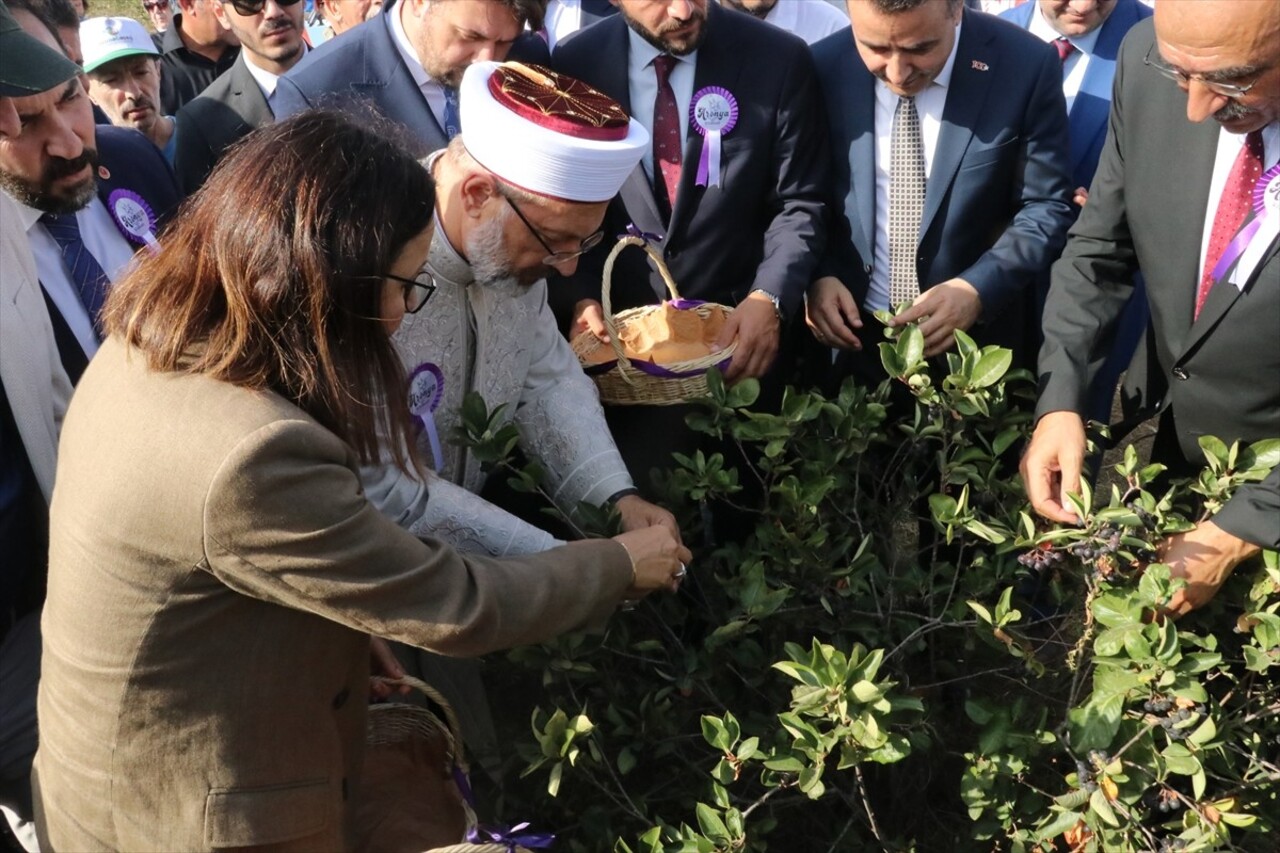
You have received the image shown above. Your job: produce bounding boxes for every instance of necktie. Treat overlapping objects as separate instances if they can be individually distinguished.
[888,96,925,309]
[39,211,109,339]
[651,54,682,221]
[1195,131,1264,319]
[442,86,461,140]
[1054,37,1076,65]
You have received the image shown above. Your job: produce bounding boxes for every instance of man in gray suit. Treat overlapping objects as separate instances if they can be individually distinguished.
[172,0,307,193]
[1023,0,1280,617]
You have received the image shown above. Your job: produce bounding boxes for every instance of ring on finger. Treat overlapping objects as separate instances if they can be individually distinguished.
[674,562,687,580]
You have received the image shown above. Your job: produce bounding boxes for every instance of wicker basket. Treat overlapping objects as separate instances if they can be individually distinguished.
[571,235,737,406]
[357,676,530,853]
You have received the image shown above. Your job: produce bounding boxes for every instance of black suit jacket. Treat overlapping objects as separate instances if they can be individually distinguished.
[814,11,1075,367]
[1038,20,1280,548]
[550,2,829,324]
[172,55,274,195]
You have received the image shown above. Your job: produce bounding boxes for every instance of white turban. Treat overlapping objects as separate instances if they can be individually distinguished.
[459,61,650,203]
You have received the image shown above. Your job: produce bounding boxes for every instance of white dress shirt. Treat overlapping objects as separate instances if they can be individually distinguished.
[243,46,306,101]
[763,0,849,46]
[1198,122,1280,291]
[867,21,963,313]
[545,0,582,52]
[390,0,450,133]
[1026,6,1102,113]
[12,194,138,359]
[627,30,698,185]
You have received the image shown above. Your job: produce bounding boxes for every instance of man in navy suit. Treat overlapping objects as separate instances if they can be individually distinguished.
[0,6,180,845]
[1002,0,1151,420]
[274,0,549,151]
[807,0,1074,383]
[549,0,829,490]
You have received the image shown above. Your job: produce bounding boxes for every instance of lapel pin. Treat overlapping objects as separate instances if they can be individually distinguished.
[98,165,111,180]
[971,60,989,72]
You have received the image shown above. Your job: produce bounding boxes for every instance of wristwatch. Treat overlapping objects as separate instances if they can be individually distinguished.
[749,289,784,323]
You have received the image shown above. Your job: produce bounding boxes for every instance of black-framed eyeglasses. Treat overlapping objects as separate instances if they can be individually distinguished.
[1143,43,1265,99]
[383,269,438,314]
[227,0,303,17]
[501,194,605,267]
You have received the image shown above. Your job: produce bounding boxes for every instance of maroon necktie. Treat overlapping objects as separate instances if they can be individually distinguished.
[1054,37,1076,64]
[651,54,682,221]
[1196,131,1264,318]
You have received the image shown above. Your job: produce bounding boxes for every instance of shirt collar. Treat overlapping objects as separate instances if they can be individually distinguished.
[390,0,431,91]
[8,191,48,234]
[1028,7,1104,55]
[243,53,286,98]
[161,15,187,55]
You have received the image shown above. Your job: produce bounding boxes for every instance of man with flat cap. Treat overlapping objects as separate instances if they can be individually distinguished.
[362,60,682,779]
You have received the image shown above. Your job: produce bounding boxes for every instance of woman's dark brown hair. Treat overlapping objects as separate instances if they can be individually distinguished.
[103,110,435,471]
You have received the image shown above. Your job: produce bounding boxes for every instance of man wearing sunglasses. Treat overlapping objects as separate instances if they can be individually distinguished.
[172,0,306,194]
[361,61,685,782]
[1025,0,1280,617]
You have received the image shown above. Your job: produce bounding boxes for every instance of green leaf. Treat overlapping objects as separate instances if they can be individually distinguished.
[618,747,637,776]
[1068,693,1124,751]
[547,761,564,797]
[1197,435,1230,468]
[695,803,730,841]
[1089,788,1120,827]
[899,325,925,368]
[970,349,1013,388]
[1036,809,1084,841]
[1162,743,1202,776]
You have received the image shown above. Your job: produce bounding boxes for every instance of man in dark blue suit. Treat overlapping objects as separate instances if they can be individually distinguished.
[549,0,829,490]
[807,0,1075,383]
[545,0,617,50]
[274,0,549,150]
[1002,0,1151,421]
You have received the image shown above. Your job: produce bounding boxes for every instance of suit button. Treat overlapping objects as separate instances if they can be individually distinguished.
[863,264,873,275]
[1172,367,1189,380]
[332,687,350,709]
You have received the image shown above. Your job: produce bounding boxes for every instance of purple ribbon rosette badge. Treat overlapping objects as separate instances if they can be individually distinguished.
[407,362,445,470]
[106,189,160,254]
[690,86,738,188]
[1211,162,1280,288]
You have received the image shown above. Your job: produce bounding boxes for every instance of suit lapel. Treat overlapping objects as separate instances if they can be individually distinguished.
[1183,235,1280,358]
[228,58,274,128]
[922,15,994,239]
[842,44,878,268]
[370,12,448,147]
[1159,119,1220,356]
[667,3,744,239]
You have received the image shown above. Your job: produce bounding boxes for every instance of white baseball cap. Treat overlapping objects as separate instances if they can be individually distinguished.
[80,17,159,75]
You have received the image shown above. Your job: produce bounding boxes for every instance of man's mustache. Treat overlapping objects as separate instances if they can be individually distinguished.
[45,149,98,182]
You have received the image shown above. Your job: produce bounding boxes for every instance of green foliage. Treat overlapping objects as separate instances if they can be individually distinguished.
[456,332,1278,852]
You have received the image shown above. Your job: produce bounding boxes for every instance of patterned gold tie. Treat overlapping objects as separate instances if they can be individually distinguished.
[888,95,925,309]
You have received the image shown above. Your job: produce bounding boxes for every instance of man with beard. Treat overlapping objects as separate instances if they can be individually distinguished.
[172,0,306,193]
[81,16,177,161]
[360,60,681,780]
[0,5,179,847]
[719,0,847,45]
[1024,0,1280,617]
[549,0,829,495]
[273,0,549,150]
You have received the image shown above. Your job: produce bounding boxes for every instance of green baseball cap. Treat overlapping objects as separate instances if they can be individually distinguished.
[0,2,81,97]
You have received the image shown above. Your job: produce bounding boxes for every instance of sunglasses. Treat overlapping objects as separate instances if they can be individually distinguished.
[226,0,303,16]
[142,1,168,10]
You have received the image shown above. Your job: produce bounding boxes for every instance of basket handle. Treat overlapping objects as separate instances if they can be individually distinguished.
[372,675,470,773]
[600,235,682,377]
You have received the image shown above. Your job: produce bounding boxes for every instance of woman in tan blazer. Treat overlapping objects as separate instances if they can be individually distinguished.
[32,112,690,852]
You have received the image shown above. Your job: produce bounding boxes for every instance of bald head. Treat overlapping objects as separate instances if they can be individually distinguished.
[1153,0,1280,132]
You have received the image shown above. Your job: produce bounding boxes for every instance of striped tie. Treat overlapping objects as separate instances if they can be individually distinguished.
[40,211,110,339]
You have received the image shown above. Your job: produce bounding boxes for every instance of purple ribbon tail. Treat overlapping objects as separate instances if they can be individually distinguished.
[622,223,664,244]
[422,412,444,472]
[1211,217,1264,283]
[695,143,710,187]
[466,821,556,851]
